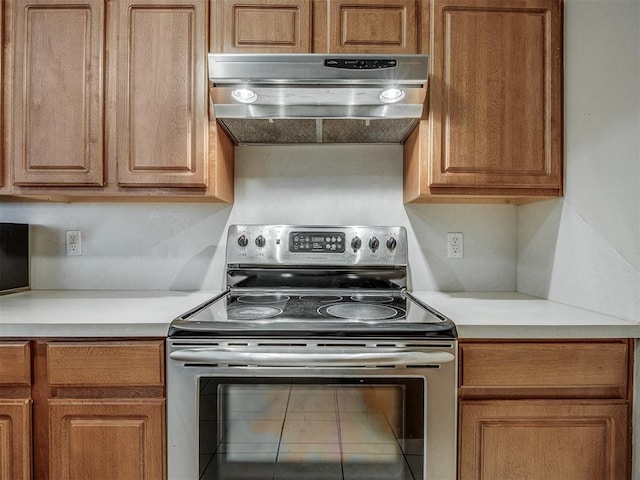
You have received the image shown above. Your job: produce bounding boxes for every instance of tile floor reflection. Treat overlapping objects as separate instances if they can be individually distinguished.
[200,384,422,480]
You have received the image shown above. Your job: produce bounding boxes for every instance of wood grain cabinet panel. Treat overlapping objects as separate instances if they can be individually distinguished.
[404,0,563,202]
[0,343,31,386]
[0,343,31,479]
[8,0,105,186]
[214,0,311,52]
[113,0,209,188]
[33,339,166,480]
[328,0,417,53]
[459,401,629,480]
[0,399,32,480]
[46,341,164,387]
[459,341,629,399]
[3,0,233,201]
[49,399,164,480]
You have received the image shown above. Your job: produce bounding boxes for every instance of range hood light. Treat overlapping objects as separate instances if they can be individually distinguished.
[379,88,406,104]
[231,88,258,104]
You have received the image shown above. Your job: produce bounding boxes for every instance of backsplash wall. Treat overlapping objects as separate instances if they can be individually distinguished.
[517,0,640,323]
[0,145,517,292]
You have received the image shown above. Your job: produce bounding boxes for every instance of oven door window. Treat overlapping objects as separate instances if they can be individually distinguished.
[199,377,424,480]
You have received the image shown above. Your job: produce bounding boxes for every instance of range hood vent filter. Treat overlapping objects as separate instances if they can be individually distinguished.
[218,118,419,145]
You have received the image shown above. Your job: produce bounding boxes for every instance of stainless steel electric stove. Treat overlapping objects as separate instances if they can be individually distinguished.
[167,225,457,480]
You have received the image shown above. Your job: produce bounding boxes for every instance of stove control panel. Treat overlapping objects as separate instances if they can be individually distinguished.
[289,232,346,253]
[227,225,407,266]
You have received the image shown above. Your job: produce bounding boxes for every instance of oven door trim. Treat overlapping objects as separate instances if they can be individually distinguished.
[166,339,457,480]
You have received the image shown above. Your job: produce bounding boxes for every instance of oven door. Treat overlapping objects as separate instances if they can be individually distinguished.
[167,339,457,480]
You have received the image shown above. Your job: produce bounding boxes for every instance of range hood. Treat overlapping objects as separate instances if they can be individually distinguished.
[208,54,428,145]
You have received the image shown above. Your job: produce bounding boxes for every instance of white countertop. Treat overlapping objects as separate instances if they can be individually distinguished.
[413,291,640,338]
[1,290,638,339]
[0,290,218,337]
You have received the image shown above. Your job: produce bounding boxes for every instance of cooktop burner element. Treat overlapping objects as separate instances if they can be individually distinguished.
[324,303,401,320]
[237,294,290,304]
[169,225,457,339]
[226,305,283,320]
[351,294,394,303]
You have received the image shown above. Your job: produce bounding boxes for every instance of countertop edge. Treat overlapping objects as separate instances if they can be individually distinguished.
[1,290,639,340]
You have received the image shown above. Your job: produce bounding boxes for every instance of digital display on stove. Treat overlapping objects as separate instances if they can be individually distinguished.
[289,232,345,253]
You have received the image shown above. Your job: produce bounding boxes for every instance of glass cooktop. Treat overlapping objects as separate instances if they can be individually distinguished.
[169,291,457,339]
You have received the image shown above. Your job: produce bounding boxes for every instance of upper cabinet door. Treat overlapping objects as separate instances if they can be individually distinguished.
[212,0,312,53]
[114,0,208,188]
[427,0,563,195]
[327,0,418,53]
[404,0,563,202]
[8,0,105,186]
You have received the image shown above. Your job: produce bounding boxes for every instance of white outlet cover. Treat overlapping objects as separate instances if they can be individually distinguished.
[447,232,463,258]
[66,230,82,256]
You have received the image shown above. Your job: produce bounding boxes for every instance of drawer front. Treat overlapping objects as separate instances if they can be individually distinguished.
[0,342,31,386]
[459,341,629,399]
[47,341,164,387]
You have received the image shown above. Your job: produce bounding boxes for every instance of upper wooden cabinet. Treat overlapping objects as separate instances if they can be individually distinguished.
[113,0,210,188]
[327,0,419,53]
[404,0,563,203]
[212,0,312,52]
[2,0,233,202]
[211,0,424,53]
[7,0,105,187]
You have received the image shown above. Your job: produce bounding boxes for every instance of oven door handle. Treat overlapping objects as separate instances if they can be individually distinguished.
[169,348,454,367]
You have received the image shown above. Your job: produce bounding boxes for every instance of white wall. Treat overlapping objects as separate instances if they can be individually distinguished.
[0,145,517,292]
[517,0,640,322]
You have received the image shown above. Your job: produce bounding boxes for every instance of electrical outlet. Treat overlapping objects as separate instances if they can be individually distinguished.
[66,230,82,256]
[447,232,463,258]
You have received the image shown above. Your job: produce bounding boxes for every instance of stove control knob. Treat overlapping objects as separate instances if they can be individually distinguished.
[237,235,249,247]
[369,237,380,251]
[255,235,266,248]
[386,237,397,251]
[351,236,362,251]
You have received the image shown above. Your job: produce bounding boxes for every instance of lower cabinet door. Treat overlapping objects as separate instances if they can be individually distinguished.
[0,399,31,480]
[49,398,164,480]
[459,400,629,480]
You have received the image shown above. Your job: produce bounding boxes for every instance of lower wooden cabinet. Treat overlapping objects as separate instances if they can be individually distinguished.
[32,340,166,480]
[49,399,164,480]
[458,340,632,480]
[0,342,32,480]
[459,400,629,480]
[0,399,32,480]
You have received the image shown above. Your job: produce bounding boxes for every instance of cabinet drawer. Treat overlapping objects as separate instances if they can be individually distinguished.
[0,342,31,386]
[46,341,164,387]
[459,341,629,399]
